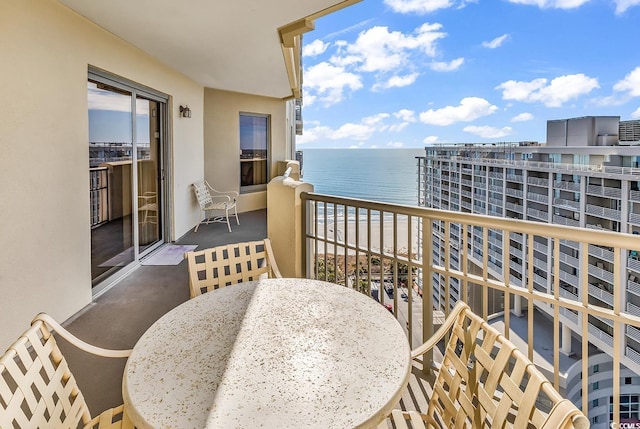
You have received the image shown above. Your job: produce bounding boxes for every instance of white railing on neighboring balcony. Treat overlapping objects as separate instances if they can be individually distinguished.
[300,191,640,425]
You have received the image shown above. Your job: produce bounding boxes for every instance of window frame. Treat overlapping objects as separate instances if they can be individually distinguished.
[239,112,271,194]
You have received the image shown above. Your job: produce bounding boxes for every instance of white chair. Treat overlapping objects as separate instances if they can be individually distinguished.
[192,180,239,233]
[138,191,157,225]
[184,238,282,298]
[378,301,589,429]
[0,313,134,429]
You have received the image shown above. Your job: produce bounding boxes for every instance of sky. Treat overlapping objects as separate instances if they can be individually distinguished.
[297,0,640,149]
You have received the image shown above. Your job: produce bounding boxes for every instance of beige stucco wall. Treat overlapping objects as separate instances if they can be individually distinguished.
[0,0,204,350]
[203,89,289,213]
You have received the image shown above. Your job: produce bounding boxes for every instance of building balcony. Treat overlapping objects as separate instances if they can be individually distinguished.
[587,184,622,199]
[585,204,622,221]
[23,190,640,427]
[629,211,640,225]
[554,214,580,227]
[527,207,549,222]
[554,197,580,211]
[527,192,549,204]
[506,202,524,214]
[505,187,524,198]
[554,180,581,192]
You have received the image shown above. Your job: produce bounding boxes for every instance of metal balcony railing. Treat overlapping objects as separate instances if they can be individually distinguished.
[527,192,549,204]
[301,191,640,425]
[587,184,622,199]
[553,197,580,211]
[585,204,622,221]
[629,212,640,225]
[423,154,640,177]
[528,177,549,187]
[554,181,581,192]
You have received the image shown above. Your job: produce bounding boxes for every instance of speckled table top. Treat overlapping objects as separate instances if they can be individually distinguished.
[123,278,411,429]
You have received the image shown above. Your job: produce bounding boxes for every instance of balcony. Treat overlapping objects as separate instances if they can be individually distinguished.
[27,192,640,427]
[585,204,622,221]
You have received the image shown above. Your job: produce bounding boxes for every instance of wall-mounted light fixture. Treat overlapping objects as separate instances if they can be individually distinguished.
[179,105,192,118]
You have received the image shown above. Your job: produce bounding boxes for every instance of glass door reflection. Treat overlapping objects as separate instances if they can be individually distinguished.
[88,79,165,287]
[88,80,134,284]
[136,97,162,252]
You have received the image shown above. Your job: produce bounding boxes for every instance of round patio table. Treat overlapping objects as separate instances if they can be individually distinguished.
[123,278,411,428]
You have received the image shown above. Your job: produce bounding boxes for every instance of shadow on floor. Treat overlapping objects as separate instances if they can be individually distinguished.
[58,209,267,417]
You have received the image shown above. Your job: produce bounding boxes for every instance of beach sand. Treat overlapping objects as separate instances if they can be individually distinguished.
[312,218,420,255]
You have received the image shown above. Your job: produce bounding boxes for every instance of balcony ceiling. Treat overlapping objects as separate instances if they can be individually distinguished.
[58,0,350,99]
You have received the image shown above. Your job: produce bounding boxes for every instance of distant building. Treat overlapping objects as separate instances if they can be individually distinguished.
[417,116,640,428]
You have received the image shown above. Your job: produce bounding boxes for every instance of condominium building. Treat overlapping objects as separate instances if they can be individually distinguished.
[417,116,640,427]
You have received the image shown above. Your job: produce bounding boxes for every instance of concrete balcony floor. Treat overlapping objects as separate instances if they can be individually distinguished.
[58,209,268,417]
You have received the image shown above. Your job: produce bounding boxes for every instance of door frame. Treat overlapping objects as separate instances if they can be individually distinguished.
[88,66,171,297]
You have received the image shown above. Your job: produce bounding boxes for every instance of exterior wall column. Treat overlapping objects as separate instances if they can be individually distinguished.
[267,161,313,278]
[512,294,523,316]
[561,323,573,355]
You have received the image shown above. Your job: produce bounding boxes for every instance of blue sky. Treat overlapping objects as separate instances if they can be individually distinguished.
[298,0,640,149]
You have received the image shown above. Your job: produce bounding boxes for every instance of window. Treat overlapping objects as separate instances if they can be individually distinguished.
[593,364,599,373]
[611,395,640,421]
[239,113,270,192]
[593,398,599,407]
[626,377,633,384]
[593,381,599,390]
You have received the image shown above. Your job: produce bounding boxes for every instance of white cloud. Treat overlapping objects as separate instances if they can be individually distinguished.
[429,57,464,72]
[496,73,599,107]
[338,23,446,74]
[383,0,455,14]
[590,67,640,107]
[507,0,590,9]
[393,109,417,122]
[303,62,363,106]
[298,113,411,145]
[389,122,410,132]
[423,136,439,144]
[373,73,420,91]
[332,122,379,140]
[296,110,415,145]
[511,112,534,122]
[88,87,149,114]
[482,34,509,49]
[463,125,512,138]
[362,113,391,126]
[303,39,329,57]
[631,107,640,119]
[614,0,640,14]
[311,22,456,97]
[613,66,640,97]
[419,97,498,126]
[296,124,332,145]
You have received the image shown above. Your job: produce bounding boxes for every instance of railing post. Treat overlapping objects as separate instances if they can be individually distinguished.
[422,215,434,381]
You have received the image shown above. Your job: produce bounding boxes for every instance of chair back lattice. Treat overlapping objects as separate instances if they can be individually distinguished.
[192,180,213,209]
[426,304,589,429]
[186,240,277,298]
[0,320,91,429]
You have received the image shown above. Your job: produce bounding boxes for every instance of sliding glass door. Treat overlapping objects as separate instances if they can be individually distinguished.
[88,71,166,287]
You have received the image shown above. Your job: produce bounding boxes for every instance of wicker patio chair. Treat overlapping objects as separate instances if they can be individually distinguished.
[185,238,283,298]
[192,180,239,233]
[378,301,589,429]
[0,313,134,429]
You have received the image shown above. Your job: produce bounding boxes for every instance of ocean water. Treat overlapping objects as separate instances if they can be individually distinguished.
[300,148,424,206]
